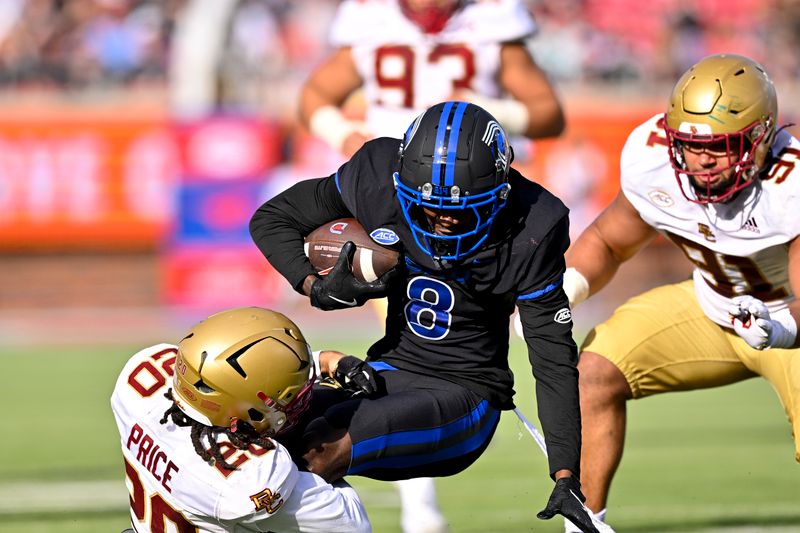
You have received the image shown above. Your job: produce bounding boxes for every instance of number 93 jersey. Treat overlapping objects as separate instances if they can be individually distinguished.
[329,0,537,137]
[620,113,800,327]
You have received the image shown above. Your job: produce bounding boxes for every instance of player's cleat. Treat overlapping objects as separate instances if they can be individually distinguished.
[564,508,611,533]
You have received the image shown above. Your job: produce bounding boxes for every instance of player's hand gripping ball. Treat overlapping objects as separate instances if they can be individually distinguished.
[304,218,400,282]
[305,219,401,310]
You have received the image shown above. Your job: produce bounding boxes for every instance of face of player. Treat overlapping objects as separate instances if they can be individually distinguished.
[421,206,476,236]
[680,138,743,196]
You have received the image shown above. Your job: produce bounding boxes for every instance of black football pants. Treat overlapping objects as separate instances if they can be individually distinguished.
[300,362,500,481]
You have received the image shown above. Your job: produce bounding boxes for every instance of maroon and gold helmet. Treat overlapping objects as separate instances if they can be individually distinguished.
[172,307,315,436]
[664,54,777,203]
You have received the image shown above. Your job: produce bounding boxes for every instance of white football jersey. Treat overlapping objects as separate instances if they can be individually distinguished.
[620,114,800,327]
[329,0,536,137]
[111,344,370,533]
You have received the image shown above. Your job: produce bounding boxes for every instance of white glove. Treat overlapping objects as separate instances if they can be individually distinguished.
[727,295,797,350]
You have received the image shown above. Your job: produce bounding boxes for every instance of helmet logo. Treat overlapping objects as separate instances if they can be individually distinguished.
[482,120,509,171]
[370,228,400,246]
[329,221,348,235]
[482,120,503,146]
[679,122,712,135]
[404,113,424,147]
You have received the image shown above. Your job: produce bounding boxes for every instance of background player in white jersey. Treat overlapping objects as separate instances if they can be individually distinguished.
[111,307,371,533]
[559,54,800,532]
[302,0,564,157]
[300,3,563,530]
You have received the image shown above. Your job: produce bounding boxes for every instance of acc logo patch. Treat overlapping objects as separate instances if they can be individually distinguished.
[648,189,674,207]
[329,221,348,235]
[554,308,572,324]
[370,227,399,246]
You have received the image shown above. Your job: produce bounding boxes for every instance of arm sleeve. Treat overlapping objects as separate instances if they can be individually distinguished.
[251,474,371,533]
[516,215,581,478]
[250,175,352,293]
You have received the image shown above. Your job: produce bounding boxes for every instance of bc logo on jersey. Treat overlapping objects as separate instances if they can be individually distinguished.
[250,487,284,514]
[370,228,399,245]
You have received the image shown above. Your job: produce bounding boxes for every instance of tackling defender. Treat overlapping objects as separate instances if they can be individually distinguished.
[111,307,371,533]
[561,54,800,531]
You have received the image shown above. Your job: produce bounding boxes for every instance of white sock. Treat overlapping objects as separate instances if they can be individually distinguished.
[396,478,449,533]
[564,508,607,533]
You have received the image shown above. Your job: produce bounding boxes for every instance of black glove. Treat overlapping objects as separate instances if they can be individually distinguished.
[537,477,600,533]
[333,356,378,396]
[309,241,397,311]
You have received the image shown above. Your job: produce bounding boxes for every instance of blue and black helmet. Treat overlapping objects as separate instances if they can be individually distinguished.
[394,101,513,261]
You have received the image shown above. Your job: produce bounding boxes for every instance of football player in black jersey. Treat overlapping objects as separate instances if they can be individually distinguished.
[251,101,600,532]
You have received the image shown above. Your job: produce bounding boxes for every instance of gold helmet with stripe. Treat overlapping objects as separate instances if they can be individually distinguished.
[172,307,315,436]
[665,54,777,203]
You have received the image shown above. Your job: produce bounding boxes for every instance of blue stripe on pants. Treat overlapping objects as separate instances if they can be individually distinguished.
[348,399,499,474]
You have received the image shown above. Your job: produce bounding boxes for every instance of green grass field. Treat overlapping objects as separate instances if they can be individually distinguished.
[2,339,799,533]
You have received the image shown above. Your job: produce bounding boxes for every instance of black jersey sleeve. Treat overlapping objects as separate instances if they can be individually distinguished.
[516,214,581,478]
[250,174,351,293]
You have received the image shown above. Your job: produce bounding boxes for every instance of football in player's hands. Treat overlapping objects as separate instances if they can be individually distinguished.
[304,218,401,282]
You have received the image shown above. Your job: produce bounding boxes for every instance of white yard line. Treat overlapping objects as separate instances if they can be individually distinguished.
[0,480,796,532]
[0,480,128,514]
[0,479,401,515]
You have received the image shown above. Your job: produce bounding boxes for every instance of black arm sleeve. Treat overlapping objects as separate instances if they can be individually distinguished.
[250,175,351,293]
[517,215,581,479]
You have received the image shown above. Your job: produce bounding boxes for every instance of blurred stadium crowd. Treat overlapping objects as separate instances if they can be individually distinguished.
[0,0,179,89]
[1,0,799,98]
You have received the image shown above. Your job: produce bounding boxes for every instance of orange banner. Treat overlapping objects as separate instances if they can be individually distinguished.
[517,103,660,238]
[0,109,175,250]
